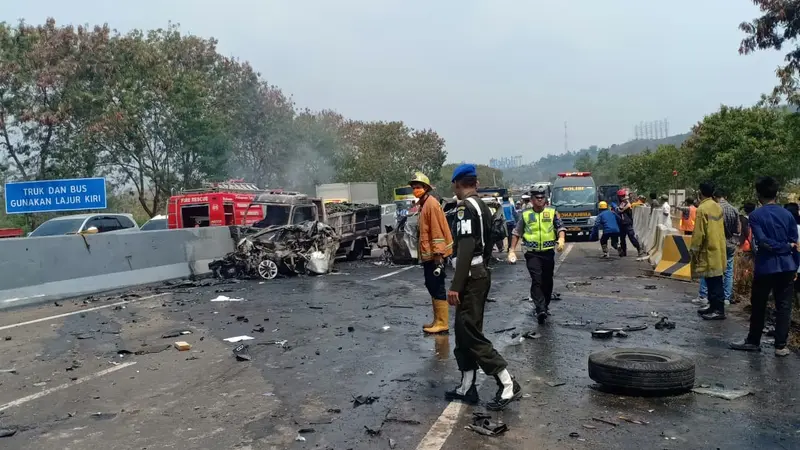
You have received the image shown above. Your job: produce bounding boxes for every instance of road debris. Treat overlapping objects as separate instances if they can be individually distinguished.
[644,285,657,290]
[493,327,516,334]
[295,435,306,442]
[521,331,540,339]
[132,345,171,355]
[592,417,618,427]
[692,387,752,400]
[223,335,254,343]
[364,425,382,436]
[465,412,508,437]
[0,427,18,438]
[655,317,676,330]
[582,424,597,430]
[591,329,614,339]
[297,428,315,434]
[389,438,397,449]
[546,380,566,387]
[0,369,17,374]
[210,295,245,302]
[352,394,379,407]
[619,416,649,425]
[566,281,592,289]
[173,341,191,351]
[233,344,251,361]
[569,432,580,438]
[161,330,192,338]
[209,221,340,280]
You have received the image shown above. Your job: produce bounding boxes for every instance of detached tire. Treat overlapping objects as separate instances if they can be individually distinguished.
[588,348,695,394]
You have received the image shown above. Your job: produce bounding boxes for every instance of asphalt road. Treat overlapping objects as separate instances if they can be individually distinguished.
[0,243,798,450]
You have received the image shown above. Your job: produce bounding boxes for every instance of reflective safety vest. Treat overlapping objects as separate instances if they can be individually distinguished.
[521,207,557,251]
[680,206,696,232]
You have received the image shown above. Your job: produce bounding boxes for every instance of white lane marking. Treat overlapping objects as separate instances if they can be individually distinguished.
[0,293,168,332]
[2,294,45,304]
[415,243,574,450]
[0,361,137,412]
[415,402,463,450]
[370,265,414,281]
[556,243,573,273]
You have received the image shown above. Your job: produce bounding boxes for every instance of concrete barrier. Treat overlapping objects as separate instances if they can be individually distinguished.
[0,227,236,309]
[653,235,693,281]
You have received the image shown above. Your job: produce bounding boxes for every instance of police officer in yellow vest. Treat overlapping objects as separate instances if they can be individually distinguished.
[508,186,567,324]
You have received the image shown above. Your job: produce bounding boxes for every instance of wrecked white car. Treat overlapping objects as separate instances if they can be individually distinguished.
[209,221,340,280]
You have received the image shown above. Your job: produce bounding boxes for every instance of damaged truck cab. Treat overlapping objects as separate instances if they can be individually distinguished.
[244,190,381,260]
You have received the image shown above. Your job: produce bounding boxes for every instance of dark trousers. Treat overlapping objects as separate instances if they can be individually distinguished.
[600,233,619,246]
[506,223,514,251]
[453,265,507,375]
[618,224,640,254]
[422,261,446,300]
[705,275,725,313]
[525,250,555,314]
[747,271,795,348]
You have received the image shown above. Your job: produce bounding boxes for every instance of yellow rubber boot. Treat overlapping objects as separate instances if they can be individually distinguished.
[422,298,435,330]
[423,300,449,334]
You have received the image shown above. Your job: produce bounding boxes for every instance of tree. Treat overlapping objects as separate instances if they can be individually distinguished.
[740,1,800,105]
[440,163,504,190]
[0,19,111,182]
[84,25,230,216]
[684,105,796,202]
[618,144,693,197]
[337,121,447,203]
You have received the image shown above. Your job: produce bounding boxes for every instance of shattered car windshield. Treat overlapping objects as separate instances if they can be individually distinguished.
[551,186,596,206]
[253,205,291,227]
[29,218,86,237]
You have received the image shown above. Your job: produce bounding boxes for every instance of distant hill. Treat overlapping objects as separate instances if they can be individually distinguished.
[502,133,691,185]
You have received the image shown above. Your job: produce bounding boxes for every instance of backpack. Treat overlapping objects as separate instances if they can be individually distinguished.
[490,206,508,243]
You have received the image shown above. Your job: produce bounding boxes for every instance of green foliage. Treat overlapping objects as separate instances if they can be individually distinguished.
[503,134,691,185]
[0,18,448,221]
[616,105,800,204]
[439,164,504,190]
[739,1,800,105]
[336,121,447,204]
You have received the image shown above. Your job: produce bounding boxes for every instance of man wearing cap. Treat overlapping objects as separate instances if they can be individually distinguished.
[519,194,532,211]
[410,172,454,334]
[445,163,521,411]
[509,186,567,324]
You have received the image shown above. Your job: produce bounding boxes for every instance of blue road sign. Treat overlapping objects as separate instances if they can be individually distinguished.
[4,177,107,214]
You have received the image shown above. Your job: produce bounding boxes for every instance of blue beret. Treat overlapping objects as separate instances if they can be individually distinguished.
[451,163,478,183]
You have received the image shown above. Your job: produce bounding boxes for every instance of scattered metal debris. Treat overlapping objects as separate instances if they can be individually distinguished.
[233,344,251,361]
[209,221,340,280]
[352,394,379,407]
[546,380,566,387]
[655,317,676,330]
[161,330,192,339]
[0,369,17,374]
[644,285,657,290]
[619,416,649,425]
[364,425,382,436]
[466,412,508,437]
[521,331,541,340]
[566,281,592,289]
[592,417,618,427]
[0,427,18,438]
[223,335,254,343]
[692,387,752,400]
[210,295,245,302]
[493,327,516,334]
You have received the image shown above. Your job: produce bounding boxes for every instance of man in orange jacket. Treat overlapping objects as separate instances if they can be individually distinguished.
[410,172,454,334]
[679,198,697,235]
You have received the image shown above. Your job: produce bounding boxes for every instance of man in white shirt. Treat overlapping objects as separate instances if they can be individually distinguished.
[660,194,671,217]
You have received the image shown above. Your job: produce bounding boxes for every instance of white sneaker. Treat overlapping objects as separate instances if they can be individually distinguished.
[691,297,708,305]
[724,300,731,306]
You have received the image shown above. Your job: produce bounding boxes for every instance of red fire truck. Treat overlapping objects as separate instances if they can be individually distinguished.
[167,180,268,229]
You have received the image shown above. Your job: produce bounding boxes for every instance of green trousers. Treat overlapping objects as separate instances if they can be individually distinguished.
[453,265,508,376]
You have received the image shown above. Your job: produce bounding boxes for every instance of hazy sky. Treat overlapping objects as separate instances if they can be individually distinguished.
[4,1,785,164]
